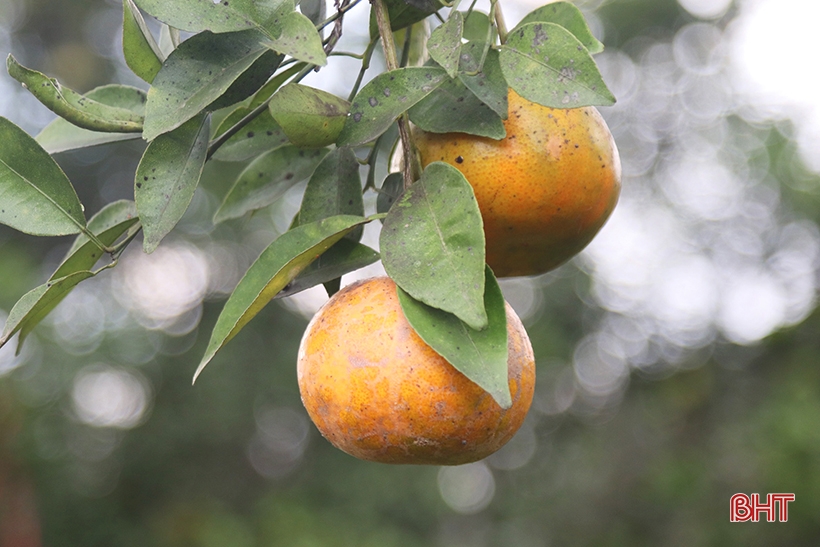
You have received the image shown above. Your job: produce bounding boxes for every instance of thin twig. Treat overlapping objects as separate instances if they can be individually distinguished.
[316,0,363,31]
[347,37,379,102]
[371,0,421,189]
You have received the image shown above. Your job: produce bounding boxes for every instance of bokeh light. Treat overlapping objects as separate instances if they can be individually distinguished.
[438,462,496,514]
[71,364,151,429]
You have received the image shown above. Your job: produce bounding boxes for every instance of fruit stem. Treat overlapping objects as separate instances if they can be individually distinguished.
[372,0,422,188]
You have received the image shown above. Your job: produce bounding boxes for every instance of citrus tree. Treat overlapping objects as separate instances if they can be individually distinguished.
[0,0,618,463]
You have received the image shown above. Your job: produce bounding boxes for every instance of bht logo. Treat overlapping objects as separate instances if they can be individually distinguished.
[730,493,795,522]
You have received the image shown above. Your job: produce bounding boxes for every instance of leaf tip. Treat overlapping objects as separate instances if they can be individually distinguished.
[491,386,513,410]
[192,359,209,385]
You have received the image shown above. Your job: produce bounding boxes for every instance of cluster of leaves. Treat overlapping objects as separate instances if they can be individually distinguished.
[0,0,613,407]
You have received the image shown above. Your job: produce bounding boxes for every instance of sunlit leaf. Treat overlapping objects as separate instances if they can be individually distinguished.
[122,0,164,83]
[398,266,511,408]
[500,22,615,108]
[6,55,144,133]
[136,113,210,253]
[193,214,380,382]
[133,0,290,34]
[269,83,349,147]
[260,11,327,66]
[0,117,86,236]
[516,1,604,54]
[36,85,147,154]
[380,161,487,330]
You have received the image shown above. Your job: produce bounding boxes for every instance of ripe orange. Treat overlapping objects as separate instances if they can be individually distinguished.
[297,277,535,465]
[415,89,621,277]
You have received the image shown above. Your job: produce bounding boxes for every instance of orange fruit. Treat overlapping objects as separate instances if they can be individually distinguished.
[415,89,621,277]
[297,277,535,465]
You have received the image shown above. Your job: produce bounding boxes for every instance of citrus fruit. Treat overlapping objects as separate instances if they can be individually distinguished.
[415,88,621,277]
[297,277,535,465]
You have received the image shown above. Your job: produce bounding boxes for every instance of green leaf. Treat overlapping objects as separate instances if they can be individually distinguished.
[248,62,307,108]
[193,214,379,382]
[133,0,327,66]
[261,11,327,66]
[122,0,164,83]
[376,172,403,216]
[409,75,505,138]
[462,10,491,42]
[0,117,86,236]
[380,161,487,330]
[158,24,181,57]
[397,266,511,408]
[269,83,349,147]
[209,50,285,111]
[35,85,147,154]
[213,145,328,223]
[53,200,139,279]
[369,0,444,34]
[516,1,604,55]
[300,0,326,26]
[298,147,364,241]
[6,55,144,133]
[337,67,449,147]
[136,113,210,253]
[143,30,282,141]
[456,34,489,74]
[428,11,463,78]
[133,0,289,34]
[500,22,615,108]
[211,107,290,162]
[274,239,379,299]
[0,202,144,351]
[0,271,96,352]
[459,48,508,119]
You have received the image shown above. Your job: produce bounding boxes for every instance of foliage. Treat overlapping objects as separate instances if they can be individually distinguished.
[0,0,613,405]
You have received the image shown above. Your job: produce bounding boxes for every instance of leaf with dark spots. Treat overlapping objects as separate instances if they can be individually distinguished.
[381,162,488,329]
[500,22,615,108]
[409,75,505,139]
[194,214,381,382]
[269,83,349,147]
[337,67,448,147]
[136,113,210,253]
[35,85,147,154]
[515,1,604,54]
[398,266,511,408]
[214,145,328,223]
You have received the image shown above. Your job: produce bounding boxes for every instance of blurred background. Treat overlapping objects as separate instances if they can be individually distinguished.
[1,0,820,544]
